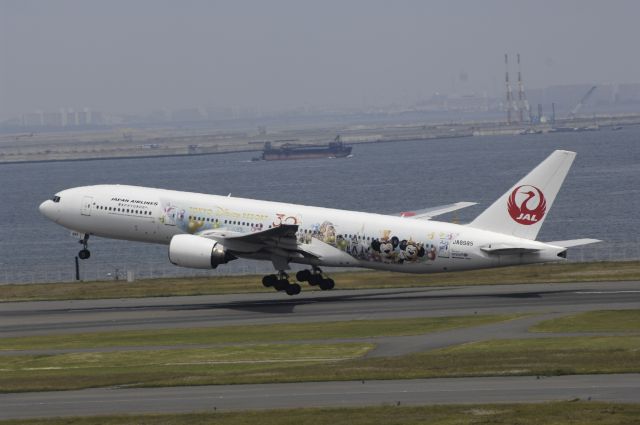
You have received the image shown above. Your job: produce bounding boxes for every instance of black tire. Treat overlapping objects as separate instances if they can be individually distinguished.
[319,278,335,291]
[296,269,311,282]
[326,278,335,290]
[308,274,322,286]
[274,279,289,291]
[262,274,278,287]
[78,249,91,260]
[285,283,301,296]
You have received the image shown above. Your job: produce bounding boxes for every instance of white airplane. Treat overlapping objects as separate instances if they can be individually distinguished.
[39,150,599,295]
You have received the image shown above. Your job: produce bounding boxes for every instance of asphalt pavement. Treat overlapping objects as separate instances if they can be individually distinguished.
[1,280,639,419]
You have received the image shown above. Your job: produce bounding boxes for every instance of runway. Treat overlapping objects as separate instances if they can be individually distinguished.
[1,374,639,419]
[1,280,639,419]
[2,281,639,338]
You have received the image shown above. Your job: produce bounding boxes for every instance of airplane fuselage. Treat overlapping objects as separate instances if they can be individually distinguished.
[40,184,566,274]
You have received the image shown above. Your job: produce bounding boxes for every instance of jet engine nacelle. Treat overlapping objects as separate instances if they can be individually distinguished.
[168,234,236,269]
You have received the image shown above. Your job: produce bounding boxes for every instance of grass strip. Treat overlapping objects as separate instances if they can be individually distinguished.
[1,402,639,425]
[2,336,639,392]
[0,343,372,393]
[531,310,640,333]
[261,336,640,384]
[0,314,520,350]
[2,260,639,302]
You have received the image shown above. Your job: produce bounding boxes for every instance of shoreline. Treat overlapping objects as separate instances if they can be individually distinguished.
[1,113,639,165]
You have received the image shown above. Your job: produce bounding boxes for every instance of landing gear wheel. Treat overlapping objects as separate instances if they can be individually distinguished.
[274,279,289,292]
[308,274,322,286]
[296,269,311,282]
[78,249,91,260]
[262,274,278,287]
[319,278,335,291]
[285,283,301,296]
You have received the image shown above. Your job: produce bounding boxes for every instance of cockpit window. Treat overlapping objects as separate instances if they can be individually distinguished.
[52,196,61,203]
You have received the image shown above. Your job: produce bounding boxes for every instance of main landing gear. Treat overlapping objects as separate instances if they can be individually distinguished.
[296,267,335,291]
[262,271,301,296]
[78,234,91,260]
[261,267,335,296]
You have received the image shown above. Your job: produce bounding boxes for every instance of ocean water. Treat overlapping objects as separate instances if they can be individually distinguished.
[1,126,638,283]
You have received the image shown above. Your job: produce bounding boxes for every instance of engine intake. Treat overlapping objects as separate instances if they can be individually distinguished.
[169,234,236,269]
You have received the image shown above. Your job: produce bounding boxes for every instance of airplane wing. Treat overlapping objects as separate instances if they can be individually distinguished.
[198,224,300,254]
[197,224,357,264]
[398,202,477,220]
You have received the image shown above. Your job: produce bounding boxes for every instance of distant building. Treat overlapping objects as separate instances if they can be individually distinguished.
[147,109,169,123]
[205,106,234,120]
[527,84,617,113]
[415,92,491,112]
[17,108,104,128]
[22,111,44,126]
[43,112,63,127]
[171,108,203,122]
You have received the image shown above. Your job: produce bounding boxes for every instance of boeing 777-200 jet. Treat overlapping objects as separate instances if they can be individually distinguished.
[39,150,599,295]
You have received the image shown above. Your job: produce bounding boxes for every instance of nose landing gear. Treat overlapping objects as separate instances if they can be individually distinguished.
[78,234,91,260]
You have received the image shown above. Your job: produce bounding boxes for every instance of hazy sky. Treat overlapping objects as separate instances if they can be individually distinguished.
[1,0,639,119]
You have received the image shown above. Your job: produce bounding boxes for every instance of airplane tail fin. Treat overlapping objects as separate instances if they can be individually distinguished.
[468,150,576,240]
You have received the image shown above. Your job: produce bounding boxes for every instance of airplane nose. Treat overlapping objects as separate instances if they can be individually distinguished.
[39,200,59,221]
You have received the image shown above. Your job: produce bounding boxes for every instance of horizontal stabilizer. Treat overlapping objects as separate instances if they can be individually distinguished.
[399,202,477,220]
[480,243,540,255]
[545,238,601,248]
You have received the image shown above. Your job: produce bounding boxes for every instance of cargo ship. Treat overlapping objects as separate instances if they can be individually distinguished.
[259,135,352,161]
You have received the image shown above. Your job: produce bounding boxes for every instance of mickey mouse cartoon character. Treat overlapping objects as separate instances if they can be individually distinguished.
[398,239,426,263]
[371,230,400,263]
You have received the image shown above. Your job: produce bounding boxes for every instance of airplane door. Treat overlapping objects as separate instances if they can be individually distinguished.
[163,206,177,226]
[437,235,451,260]
[81,196,93,216]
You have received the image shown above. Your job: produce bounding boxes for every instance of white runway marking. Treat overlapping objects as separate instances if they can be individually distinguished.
[574,290,640,294]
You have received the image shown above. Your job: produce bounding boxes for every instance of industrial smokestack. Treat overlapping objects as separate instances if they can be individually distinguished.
[505,54,513,124]
[517,53,529,123]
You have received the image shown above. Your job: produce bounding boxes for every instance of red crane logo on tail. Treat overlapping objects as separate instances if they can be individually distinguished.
[507,185,547,225]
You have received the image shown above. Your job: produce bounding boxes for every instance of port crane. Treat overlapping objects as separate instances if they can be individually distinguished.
[569,86,597,118]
